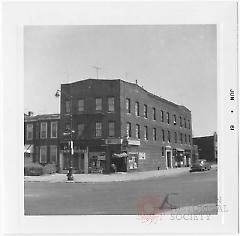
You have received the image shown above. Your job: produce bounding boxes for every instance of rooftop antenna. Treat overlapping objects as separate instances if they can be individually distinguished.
[92,66,101,79]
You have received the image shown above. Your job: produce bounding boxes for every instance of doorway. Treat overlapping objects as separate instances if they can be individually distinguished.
[166,151,172,168]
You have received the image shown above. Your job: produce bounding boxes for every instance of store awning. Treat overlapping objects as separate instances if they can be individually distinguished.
[112,153,128,158]
[24,144,34,153]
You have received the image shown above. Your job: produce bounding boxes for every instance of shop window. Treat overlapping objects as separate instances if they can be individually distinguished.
[96,98,102,111]
[144,126,148,140]
[108,97,115,112]
[126,98,131,113]
[126,122,132,138]
[40,146,47,164]
[153,128,157,141]
[51,121,58,138]
[50,145,57,163]
[78,99,84,112]
[108,121,115,137]
[26,123,33,140]
[95,122,102,137]
[65,100,71,113]
[144,104,148,118]
[135,102,140,116]
[136,124,140,139]
[40,122,47,139]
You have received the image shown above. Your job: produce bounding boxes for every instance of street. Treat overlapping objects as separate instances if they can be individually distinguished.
[24,169,217,215]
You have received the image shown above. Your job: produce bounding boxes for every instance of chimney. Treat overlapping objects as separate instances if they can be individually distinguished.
[28,111,34,116]
[135,80,138,85]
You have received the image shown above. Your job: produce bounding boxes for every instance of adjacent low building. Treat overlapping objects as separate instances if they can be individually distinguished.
[59,79,193,173]
[193,132,218,163]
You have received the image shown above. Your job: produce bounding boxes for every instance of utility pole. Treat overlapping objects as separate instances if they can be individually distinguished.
[92,66,101,79]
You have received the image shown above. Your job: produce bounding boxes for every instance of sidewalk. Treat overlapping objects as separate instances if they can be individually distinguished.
[24,164,217,183]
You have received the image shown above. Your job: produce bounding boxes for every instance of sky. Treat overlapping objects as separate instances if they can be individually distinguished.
[24,25,217,137]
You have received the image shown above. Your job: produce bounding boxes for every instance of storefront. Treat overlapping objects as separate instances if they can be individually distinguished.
[88,152,106,173]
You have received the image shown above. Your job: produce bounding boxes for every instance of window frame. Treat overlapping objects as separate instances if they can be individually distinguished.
[144,104,148,118]
[161,110,164,122]
[108,97,115,112]
[95,122,102,137]
[95,97,102,111]
[108,121,115,137]
[77,123,85,138]
[39,145,47,164]
[50,145,57,163]
[77,99,84,112]
[144,126,148,140]
[126,122,132,138]
[40,122,47,139]
[167,112,170,124]
[26,123,33,140]
[135,102,140,116]
[136,124,140,139]
[152,107,156,121]
[126,98,131,114]
[162,129,165,142]
[65,100,71,113]
[50,121,58,138]
[153,128,157,141]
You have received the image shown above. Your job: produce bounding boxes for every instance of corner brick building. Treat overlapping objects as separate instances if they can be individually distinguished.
[59,79,193,174]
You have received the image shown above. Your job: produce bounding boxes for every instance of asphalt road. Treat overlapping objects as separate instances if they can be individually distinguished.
[24,169,217,215]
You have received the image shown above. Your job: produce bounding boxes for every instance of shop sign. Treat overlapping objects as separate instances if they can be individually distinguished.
[128,139,140,146]
[138,152,146,160]
[105,138,122,145]
[74,149,87,153]
[97,155,106,161]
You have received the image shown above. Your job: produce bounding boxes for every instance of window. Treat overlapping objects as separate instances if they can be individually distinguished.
[108,121,115,137]
[180,133,183,144]
[126,98,131,113]
[144,104,148,118]
[136,124,140,139]
[184,118,186,128]
[189,135,191,144]
[153,108,156,121]
[108,97,115,112]
[40,122,47,139]
[161,110,164,122]
[168,131,171,142]
[65,100,71,113]
[77,123,85,137]
[26,123,33,140]
[95,98,102,111]
[185,134,187,143]
[174,132,177,143]
[126,122,132,138]
[180,116,182,127]
[35,123,39,139]
[135,102,140,116]
[78,99,84,112]
[173,114,177,125]
[162,147,165,157]
[144,126,148,140]
[51,121,58,138]
[167,112,170,124]
[162,129,165,142]
[95,122,102,137]
[64,123,70,132]
[188,120,191,129]
[40,146,47,164]
[153,128,157,141]
[50,145,57,163]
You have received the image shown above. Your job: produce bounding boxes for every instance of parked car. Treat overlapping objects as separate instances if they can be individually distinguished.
[190,159,211,172]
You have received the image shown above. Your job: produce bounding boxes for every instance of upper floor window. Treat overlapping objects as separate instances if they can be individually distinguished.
[126,122,132,138]
[78,99,84,112]
[126,98,131,113]
[162,129,165,141]
[135,102,140,116]
[95,98,102,111]
[180,116,182,127]
[108,121,115,137]
[40,122,47,139]
[26,123,33,140]
[167,131,171,142]
[180,133,183,144]
[108,97,115,112]
[173,114,177,125]
[40,145,47,164]
[161,110,164,122]
[77,123,85,138]
[184,118,186,128]
[152,108,156,121]
[188,120,191,129]
[95,122,102,137]
[136,124,140,139]
[162,147,165,157]
[50,145,57,163]
[153,128,157,141]
[174,132,177,143]
[51,121,58,138]
[144,126,148,140]
[189,135,191,144]
[144,104,148,118]
[185,134,187,144]
[65,100,71,113]
[167,112,170,124]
